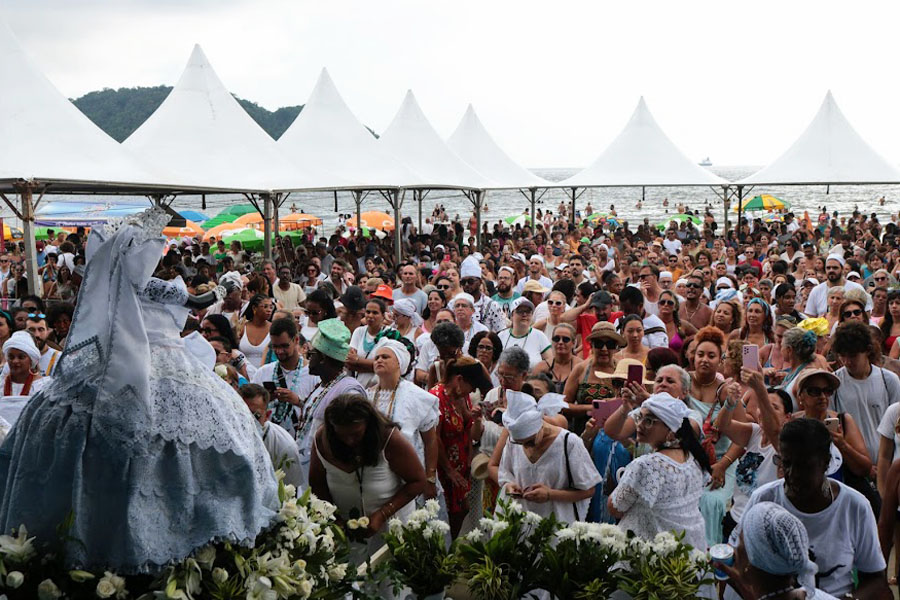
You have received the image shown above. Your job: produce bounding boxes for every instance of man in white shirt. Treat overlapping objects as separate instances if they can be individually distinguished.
[515,255,553,295]
[24,314,60,376]
[662,229,682,256]
[805,254,871,317]
[450,292,488,352]
[832,321,900,462]
[273,265,306,311]
[460,255,506,333]
[240,383,304,490]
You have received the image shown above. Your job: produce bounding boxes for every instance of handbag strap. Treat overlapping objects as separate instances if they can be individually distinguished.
[563,432,581,521]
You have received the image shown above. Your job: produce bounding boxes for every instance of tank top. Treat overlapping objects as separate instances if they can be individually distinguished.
[240,328,270,367]
[572,359,615,434]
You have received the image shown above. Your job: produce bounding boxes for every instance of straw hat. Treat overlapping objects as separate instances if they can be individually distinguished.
[586,321,625,346]
[597,358,654,386]
[471,453,491,480]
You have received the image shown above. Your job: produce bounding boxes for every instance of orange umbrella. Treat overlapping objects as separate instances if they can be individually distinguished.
[203,221,246,242]
[232,212,264,227]
[162,220,203,238]
[280,213,323,230]
[347,211,395,231]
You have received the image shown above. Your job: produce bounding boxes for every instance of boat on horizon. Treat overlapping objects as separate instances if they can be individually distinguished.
[699,157,712,166]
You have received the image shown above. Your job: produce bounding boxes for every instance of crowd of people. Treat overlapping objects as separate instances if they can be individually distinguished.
[10,204,900,598]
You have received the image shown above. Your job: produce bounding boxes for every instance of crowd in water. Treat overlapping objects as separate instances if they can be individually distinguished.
[8,199,900,598]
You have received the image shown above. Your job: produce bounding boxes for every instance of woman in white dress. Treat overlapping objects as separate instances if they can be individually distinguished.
[0,331,49,398]
[347,298,388,389]
[498,390,601,523]
[368,338,442,506]
[310,394,425,561]
[608,392,710,551]
[0,208,278,573]
[237,294,273,368]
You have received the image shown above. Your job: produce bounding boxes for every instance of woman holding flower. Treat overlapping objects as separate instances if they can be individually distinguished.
[309,394,425,560]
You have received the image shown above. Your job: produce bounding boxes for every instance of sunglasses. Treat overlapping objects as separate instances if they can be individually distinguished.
[547,300,565,307]
[875,276,887,281]
[552,335,573,343]
[437,285,450,290]
[591,339,618,350]
[685,282,702,289]
[461,278,480,285]
[842,309,863,319]
[659,299,676,307]
[802,385,835,398]
[27,313,46,319]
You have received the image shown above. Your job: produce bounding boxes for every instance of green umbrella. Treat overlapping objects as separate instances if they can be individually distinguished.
[220,204,257,217]
[736,194,790,212]
[223,228,264,251]
[34,227,54,240]
[504,214,532,226]
[201,213,240,230]
[656,213,701,230]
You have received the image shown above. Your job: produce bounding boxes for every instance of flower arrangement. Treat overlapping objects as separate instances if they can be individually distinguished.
[616,531,712,600]
[0,472,362,600]
[537,521,628,599]
[381,499,454,598]
[454,499,558,600]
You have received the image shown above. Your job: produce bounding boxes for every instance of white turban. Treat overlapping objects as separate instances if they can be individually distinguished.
[498,265,516,276]
[502,390,543,440]
[741,502,817,596]
[826,252,845,267]
[460,256,481,279]
[530,254,544,265]
[449,292,475,310]
[641,392,690,432]
[3,331,40,367]
[715,276,734,289]
[392,298,423,327]
[659,270,673,280]
[374,339,411,375]
[219,270,244,290]
[536,392,567,416]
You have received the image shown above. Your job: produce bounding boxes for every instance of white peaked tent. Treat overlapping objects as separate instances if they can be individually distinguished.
[124,45,357,256]
[559,97,727,225]
[739,91,900,186]
[277,68,422,239]
[379,90,495,258]
[447,105,550,227]
[0,19,199,293]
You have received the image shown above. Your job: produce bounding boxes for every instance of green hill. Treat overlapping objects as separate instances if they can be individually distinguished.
[70,86,303,142]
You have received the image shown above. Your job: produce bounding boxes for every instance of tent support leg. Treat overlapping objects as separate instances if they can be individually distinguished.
[417,190,422,235]
[530,188,536,231]
[201,194,206,211]
[392,190,404,265]
[17,184,38,296]
[334,190,339,213]
[571,188,577,226]
[722,186,730,237]
[476,191,484,251]
[736,185,744,244]
[262,193,273,260]
[353,191,362,238]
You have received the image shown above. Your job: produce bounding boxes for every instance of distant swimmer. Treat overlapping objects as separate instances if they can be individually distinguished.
[609,204,617,216]
[880,196,886,206]
[662,197,669,207]
[635,201,642,210]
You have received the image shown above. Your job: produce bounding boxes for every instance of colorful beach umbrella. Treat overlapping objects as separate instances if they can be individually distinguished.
[162,220,203,239]
[201,213,240,230]
[656,214,701,230]
[347,211,395,231]
[220,204,257,217]
[504,214,532,227]
[736,194,791,212]
[203,222,246,242]
[281,213,323,229]
[178,210,209,223]
[223,227,265,250]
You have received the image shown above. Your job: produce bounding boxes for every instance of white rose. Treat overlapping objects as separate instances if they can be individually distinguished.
[96,579,117,598]
[37,578,62,600]
[327,563,348,581]
[283,484,296,498]
[5,571,23,589]
[346,518,359,530]
[357,516,370,528]
[280,499,301,520]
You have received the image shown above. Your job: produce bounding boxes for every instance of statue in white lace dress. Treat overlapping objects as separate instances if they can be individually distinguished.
[0,208,279,573]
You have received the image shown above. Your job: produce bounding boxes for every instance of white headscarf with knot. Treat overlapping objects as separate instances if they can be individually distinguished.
[641,392,691,432]
[502,391,567,440]
[374,338,411,375]
[219,270,244,290]
[392,298,423,327]
[741,501,818,597]
[3,331,40,367]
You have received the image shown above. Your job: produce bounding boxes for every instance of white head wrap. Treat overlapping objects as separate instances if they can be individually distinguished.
[498,265,516,276]
[641,392,690,432]
[715,276,734,289]
[392,298,423,327]
[219,270,244,290]
[741,502,818,596]
[530,254,544,265]
[502,391,543,440]
[826,252,845,267]
[449,292,475,310]
[3,331,40,367]
[536,392,567,416]
[659,270,673,280]
[374,339,411,375]
[460,255,481,279]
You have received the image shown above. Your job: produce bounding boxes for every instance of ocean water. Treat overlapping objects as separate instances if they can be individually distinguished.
[13,166,900,234]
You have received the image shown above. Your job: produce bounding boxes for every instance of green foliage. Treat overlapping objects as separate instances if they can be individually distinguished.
[70,86,304,142]
[381,500,455,596]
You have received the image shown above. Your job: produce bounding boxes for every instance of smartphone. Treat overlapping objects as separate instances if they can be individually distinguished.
[627,364,644,386]
[742,344,759,370]
[591,399,623,425]
[824,417,839,432]
[263,381,277,393]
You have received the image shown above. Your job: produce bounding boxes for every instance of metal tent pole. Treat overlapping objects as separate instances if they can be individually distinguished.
[530,188,536,230]
[392,189,404,265]
[571,188,577,226]
[262,192,273,260]
[476,190,484,251]
[417,190,422,234]
[736,185,744,244]
[353,191,362,235]
[722,186,730,237]
[18,184,38,296]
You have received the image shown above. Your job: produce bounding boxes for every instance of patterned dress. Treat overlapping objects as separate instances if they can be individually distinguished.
[431,383,473,514]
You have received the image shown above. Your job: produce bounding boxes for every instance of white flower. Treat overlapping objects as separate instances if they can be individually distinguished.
[523,511,542,526]
[388,518,403,535]
[357,516,370,528]
[489,521,509,536]
[212,567,229,584]
[5,571,23,589]
[297,577,313,599]
[247,575,277,600]
[424,498,440,516]
[280,499,301,520]
[346,518,359,530]
[283,484,297,498]
[37,578,61,600]
[652,531,679,556]
[194,544,217,569]
[0,525,35,563]
[506,500,524,514]
[95,579,116,598]
[464,529,484,543]
[327,563,348,581]
[690,548,709,566]
[309,497,337,519]
[556,528,576,541]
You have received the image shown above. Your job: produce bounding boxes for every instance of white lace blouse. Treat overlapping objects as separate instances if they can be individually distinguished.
[610,452,708,550]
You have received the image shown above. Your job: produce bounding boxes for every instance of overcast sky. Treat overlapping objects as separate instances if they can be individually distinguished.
[4,0,900,169]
